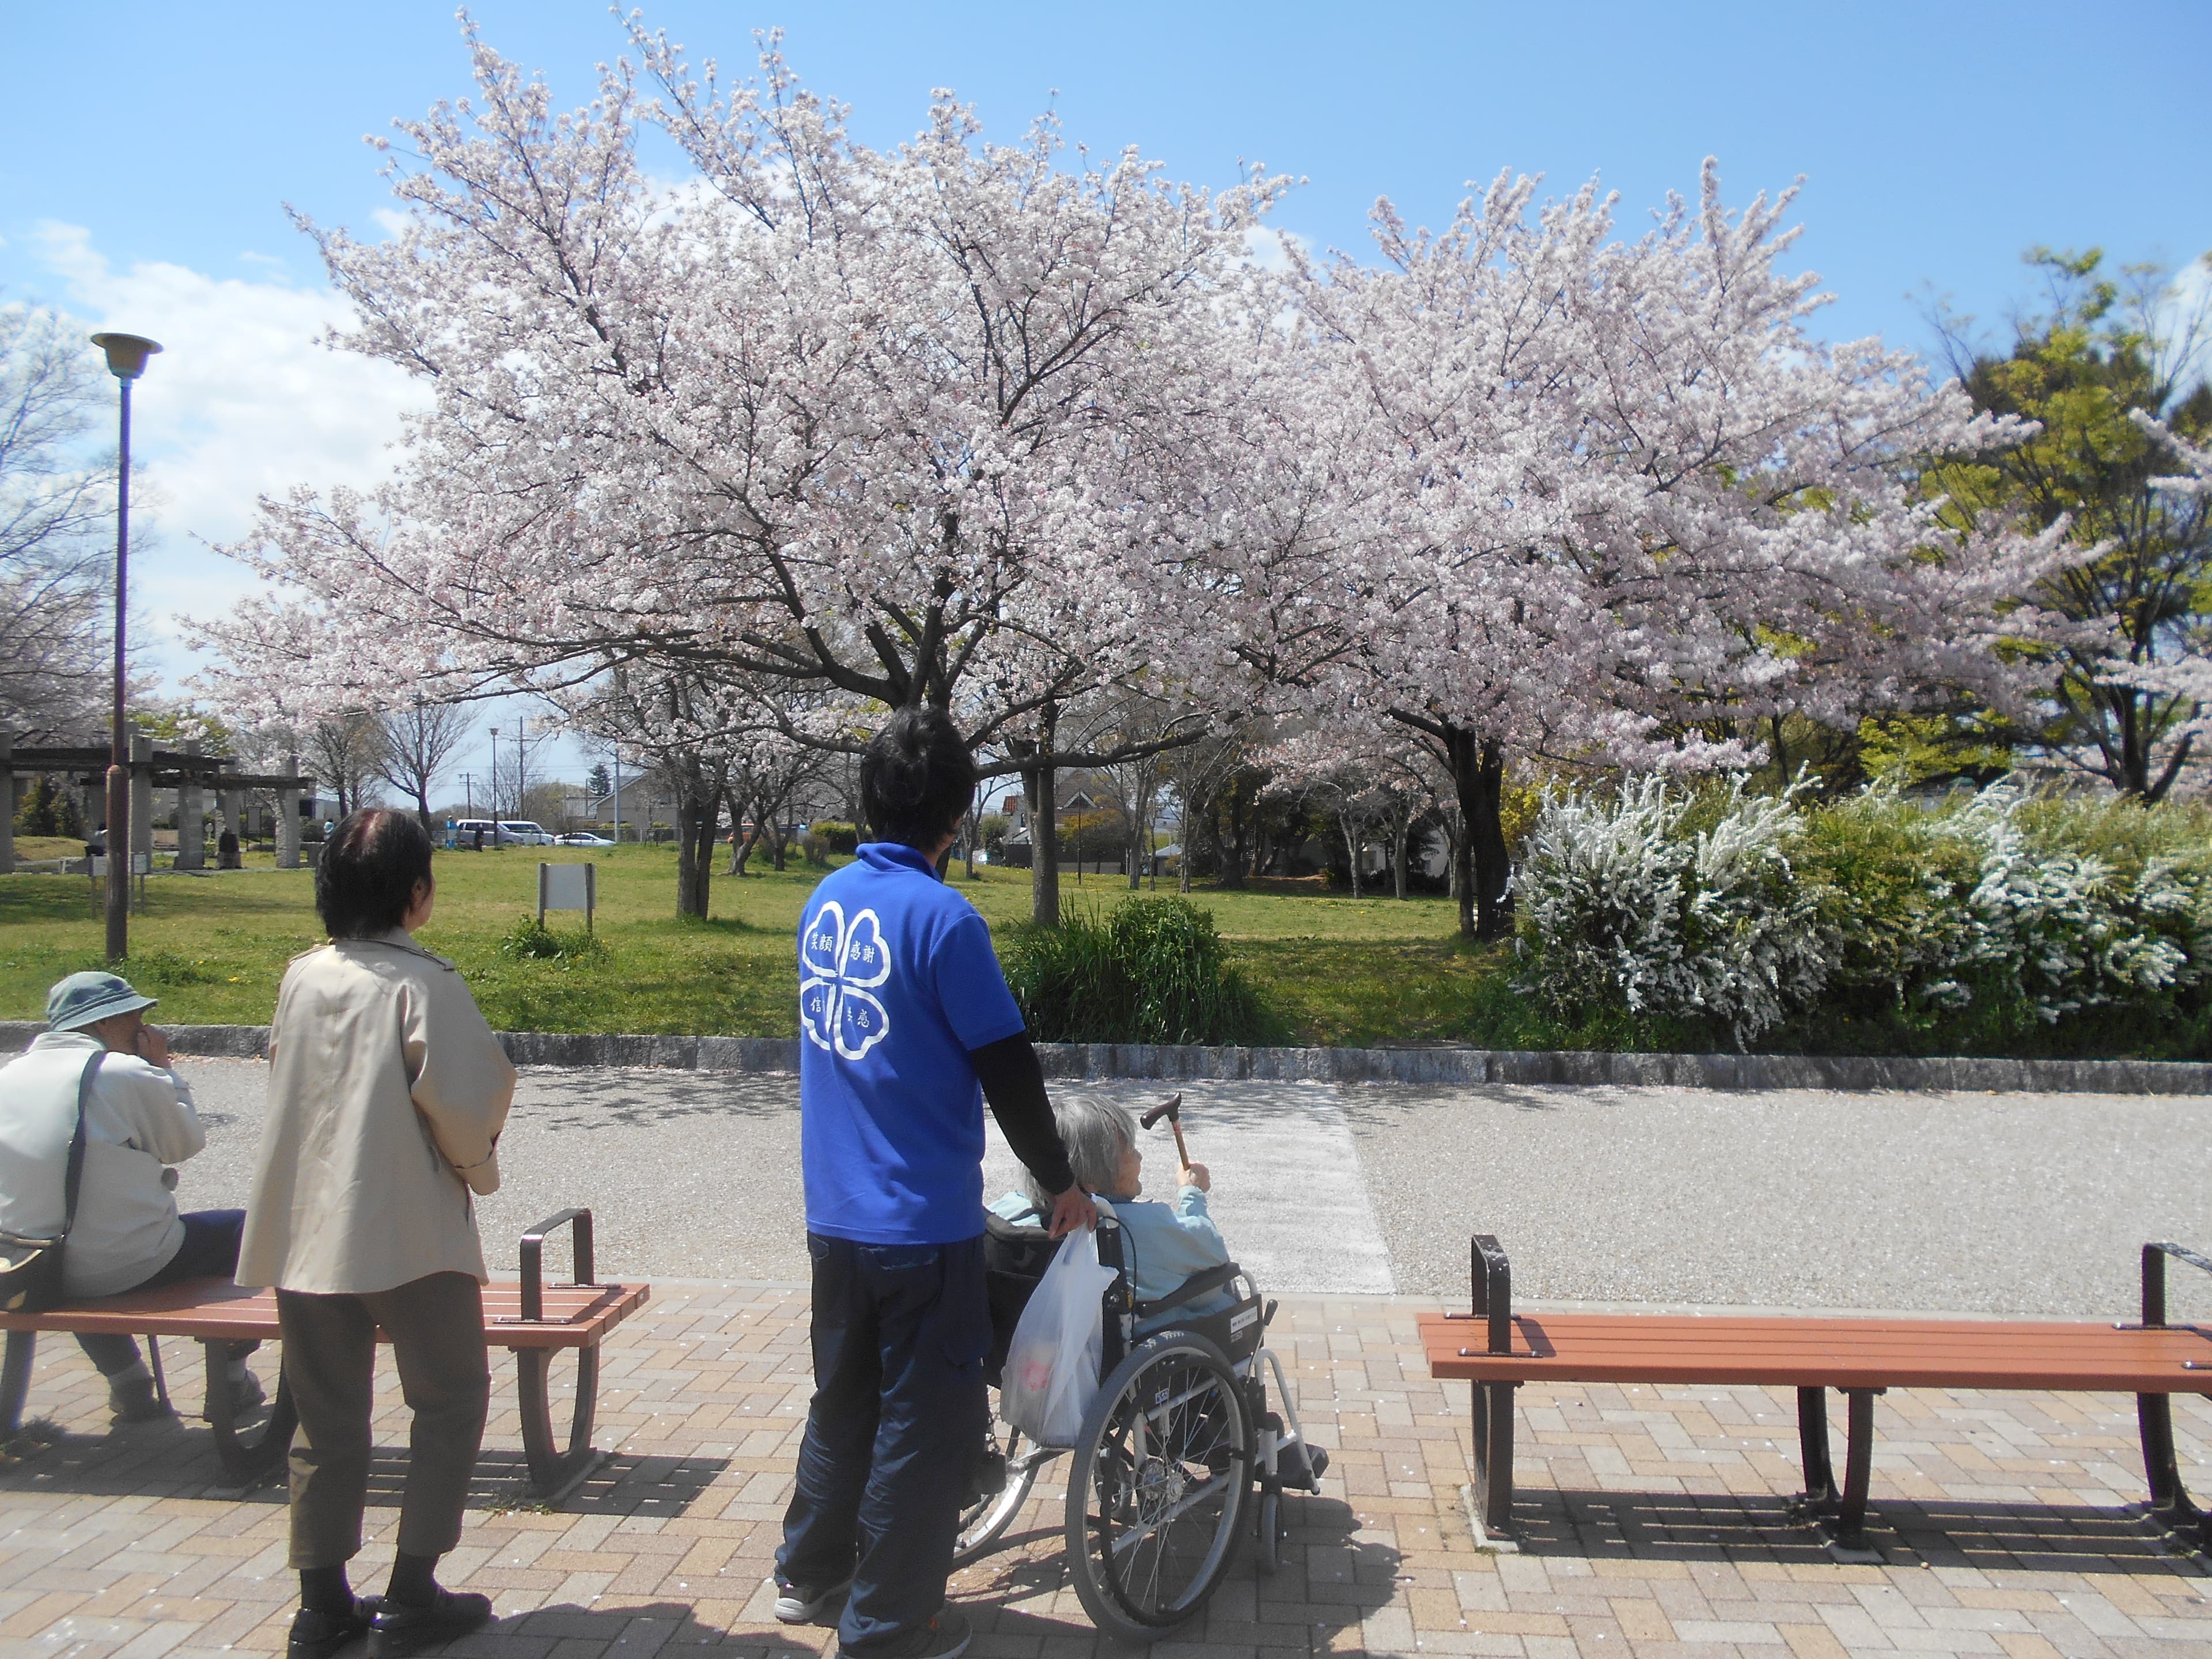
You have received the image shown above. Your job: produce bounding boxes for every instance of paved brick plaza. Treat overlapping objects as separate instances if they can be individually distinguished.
[3,1286,2210,1658]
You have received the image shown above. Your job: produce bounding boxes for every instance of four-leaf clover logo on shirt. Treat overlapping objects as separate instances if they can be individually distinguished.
[801,902,892,1060]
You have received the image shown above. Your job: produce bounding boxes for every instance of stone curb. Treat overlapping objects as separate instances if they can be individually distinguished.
[5,1021,2207,1095]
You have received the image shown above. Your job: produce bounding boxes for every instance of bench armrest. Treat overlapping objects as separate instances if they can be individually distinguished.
[521,1209,596,1324]
[1472,1233,1512,1356]
[2142,1241,2212,1328]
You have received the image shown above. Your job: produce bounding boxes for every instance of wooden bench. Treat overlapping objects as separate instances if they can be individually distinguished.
[1420,1234,2212,1560]
[0,1209,647,1500]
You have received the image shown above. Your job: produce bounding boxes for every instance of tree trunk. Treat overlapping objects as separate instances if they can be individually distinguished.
[1024,762,1060,925]
[1222,786,1249,889]
[675,787,714,919]
[1392,817,1410,900]
[1442,727,1513,941]
[732,786,763,876]
[1341,812,1363,899]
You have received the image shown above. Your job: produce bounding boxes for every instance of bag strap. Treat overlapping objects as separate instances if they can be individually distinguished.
[58,1048,100,1238]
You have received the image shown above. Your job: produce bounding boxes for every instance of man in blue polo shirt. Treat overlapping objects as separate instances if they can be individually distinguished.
[776,707,1096,1659]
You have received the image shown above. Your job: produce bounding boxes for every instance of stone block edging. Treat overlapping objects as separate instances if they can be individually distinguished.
[3,1021,2207,1094]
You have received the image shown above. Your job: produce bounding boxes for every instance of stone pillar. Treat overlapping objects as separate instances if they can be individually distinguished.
[0,732,13,876]
[174,740,206,871]
[218,789,243,868]
[130,732,154,893]
[276,756,302,870]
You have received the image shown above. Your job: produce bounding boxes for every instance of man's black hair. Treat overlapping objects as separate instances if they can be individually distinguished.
[859,707,978,849]
[316,808,434,938]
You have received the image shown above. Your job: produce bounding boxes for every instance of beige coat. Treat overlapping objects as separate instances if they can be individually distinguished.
[238,931,516,1294]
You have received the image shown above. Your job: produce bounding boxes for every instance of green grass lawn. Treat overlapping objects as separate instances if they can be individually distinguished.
[0,849,1509,1044]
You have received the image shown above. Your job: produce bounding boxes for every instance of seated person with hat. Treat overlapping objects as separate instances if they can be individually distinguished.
[0,971,257,1420]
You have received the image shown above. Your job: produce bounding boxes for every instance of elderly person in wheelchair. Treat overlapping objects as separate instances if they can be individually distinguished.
[965,1096,1328,1642]
[987,1097,1242,1339]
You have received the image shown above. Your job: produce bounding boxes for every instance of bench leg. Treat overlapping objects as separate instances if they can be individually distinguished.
[1828,1388,1881,1559]
[2138,1392,2203,1528]
[516,1344,602,1501]
[1794,1387,1839,1515]
[1,1332,32,1438]
[203,1340,296,1490]
[1469,1380,1517,1543]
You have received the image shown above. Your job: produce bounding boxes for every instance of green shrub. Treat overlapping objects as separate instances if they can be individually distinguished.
[1517,777,2212,1058]
[14,775,84,839]
[809,821,859,855]
[1002,897,1271,1044]
[497,914,610,964]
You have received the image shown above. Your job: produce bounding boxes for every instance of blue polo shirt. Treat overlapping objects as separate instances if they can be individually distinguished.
[797,842,1027,1244]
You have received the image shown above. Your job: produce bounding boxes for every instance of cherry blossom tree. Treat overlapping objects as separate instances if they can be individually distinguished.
[190,21,1283,924]
[1210,164,2074,938]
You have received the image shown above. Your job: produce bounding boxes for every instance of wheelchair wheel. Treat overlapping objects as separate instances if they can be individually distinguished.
[953,1422,1044,1563]
[1064,1330,1251,1642]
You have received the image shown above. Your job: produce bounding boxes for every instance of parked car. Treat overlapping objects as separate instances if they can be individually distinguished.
[452,817,499,849]
[556,831,615,847]
[499,820,555,846]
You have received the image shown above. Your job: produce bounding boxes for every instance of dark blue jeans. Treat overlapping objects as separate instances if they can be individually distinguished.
[80,1209,249,1376]
[778,1232,989,1656]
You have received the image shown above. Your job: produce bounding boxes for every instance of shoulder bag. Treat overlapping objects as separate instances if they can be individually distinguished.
[0,1049,101,1313]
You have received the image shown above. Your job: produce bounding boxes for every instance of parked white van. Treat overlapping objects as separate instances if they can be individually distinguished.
[499,820,555,846]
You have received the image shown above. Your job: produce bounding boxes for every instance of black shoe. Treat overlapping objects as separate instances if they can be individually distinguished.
[366,1589,493,1657]
[289,1597,377,1659]
[839,1608,970,1659]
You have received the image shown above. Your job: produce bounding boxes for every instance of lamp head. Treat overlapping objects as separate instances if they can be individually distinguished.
[89,332,162,381]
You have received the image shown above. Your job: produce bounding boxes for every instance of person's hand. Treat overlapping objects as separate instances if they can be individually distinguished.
[135,1025,171,1067]
[1047,1184,1099,1238]
[1180,1162,1210,1192]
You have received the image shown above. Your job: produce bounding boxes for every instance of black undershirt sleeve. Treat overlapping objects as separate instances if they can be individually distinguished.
[970,1030,1075,1199]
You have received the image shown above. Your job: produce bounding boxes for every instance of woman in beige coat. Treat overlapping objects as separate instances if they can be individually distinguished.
[239,808,515,1659]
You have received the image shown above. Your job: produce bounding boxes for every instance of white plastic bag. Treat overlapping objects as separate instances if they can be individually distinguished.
[998,1225,1120,1446]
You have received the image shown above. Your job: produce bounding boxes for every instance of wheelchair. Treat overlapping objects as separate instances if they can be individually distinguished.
[954,1204,1329,1643]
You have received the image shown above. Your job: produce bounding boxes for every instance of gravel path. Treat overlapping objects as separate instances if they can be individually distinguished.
[1343,1081,2212,1315]
[173,1060,2212,1318]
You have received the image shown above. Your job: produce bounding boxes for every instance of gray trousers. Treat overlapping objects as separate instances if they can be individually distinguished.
[276,1271,490,1567]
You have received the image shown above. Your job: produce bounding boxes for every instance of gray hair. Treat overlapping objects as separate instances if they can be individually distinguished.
[1025,1095,1139,1211]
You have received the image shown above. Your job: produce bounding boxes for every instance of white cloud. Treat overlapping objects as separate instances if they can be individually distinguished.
[29,221,416,683]
[1242,224,1310,273]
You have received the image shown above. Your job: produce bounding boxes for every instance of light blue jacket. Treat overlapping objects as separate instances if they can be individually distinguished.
[990,1185,1237,1330]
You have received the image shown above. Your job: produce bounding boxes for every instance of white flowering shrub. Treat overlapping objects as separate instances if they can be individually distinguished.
[1520,778,2212,1050]
[1958,790,2207,1021]
[1514,776,1826,1047]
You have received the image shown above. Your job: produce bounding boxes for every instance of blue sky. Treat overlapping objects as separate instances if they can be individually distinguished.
[4,0,2207,791]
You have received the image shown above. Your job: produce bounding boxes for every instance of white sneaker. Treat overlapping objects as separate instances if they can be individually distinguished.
[772,1575,852,1624]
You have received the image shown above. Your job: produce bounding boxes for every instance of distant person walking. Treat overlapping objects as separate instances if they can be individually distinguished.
[774,708,1095,1659]
[238,809,516,1659]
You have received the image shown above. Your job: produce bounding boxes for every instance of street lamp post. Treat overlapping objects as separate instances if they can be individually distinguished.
[90,331,161,963]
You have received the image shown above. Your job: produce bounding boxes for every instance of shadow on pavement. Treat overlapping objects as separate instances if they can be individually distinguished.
[1516,1487,2207,1577]
[0,1415,729,1521]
